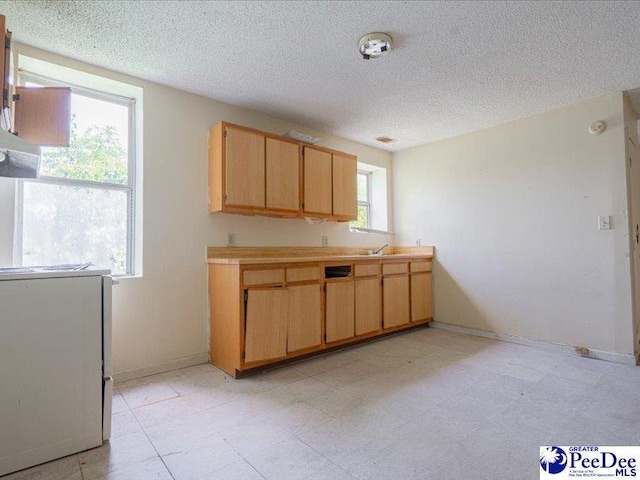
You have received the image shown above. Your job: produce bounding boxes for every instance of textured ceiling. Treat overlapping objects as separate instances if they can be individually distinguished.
[1,0,640,151]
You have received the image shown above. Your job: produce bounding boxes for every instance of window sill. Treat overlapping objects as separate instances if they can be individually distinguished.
[349,226,394,235]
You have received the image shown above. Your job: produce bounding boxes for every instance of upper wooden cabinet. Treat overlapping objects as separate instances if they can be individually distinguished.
[302,146,332,216]
[1,15,9,110]
[224,126,265,208]
[302,146,357,221]
[13,87,72,147]
[332,153,357,219]
[209,121,357,221]
[266,137,300,212]
[0,15,71,147]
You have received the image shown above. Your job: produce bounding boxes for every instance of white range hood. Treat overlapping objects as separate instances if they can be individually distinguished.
[0,127,41,178]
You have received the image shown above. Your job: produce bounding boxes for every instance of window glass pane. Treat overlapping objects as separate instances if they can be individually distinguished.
[39,93,129,185]
[352,204,369,228]
[357,173,368,202]
[22,182,128,275]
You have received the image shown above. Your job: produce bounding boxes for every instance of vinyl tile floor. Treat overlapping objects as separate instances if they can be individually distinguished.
[5,327,640,480]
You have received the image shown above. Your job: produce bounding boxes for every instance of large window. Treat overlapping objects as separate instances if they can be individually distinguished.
[16,71,137,275]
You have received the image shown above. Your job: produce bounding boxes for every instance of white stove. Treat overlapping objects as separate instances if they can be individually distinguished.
[0,265,113,476]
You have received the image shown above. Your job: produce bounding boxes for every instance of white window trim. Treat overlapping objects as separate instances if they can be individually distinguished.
[350,163,393,235]
[357,169,372,228]
[14,71,138,276]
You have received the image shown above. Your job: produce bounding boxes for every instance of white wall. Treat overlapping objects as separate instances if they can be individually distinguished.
[0,179,14,266]
[2,45,393,378]
[393,92,634,357]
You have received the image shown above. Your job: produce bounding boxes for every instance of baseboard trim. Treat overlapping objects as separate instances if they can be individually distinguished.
[429,321,637,366]
[114,353,210,383]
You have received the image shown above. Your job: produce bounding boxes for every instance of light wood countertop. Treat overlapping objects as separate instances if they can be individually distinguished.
[207,246,434,265]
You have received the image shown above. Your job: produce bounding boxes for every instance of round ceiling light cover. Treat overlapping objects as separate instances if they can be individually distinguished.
[359,32,392,60]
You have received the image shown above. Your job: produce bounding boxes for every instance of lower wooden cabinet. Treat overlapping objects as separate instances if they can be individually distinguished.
[411,272,433,322]
[245,284,322,363]
[355,277,381,335]
[208,255,433,377]
[325,280,355,342]
[287,284,322,352]
[383,275,410,328]
[245,288,288,362]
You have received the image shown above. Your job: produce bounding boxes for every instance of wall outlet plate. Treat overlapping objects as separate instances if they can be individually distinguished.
[598,215,611,230]
[322,235,329,247]
[227,232,236,246]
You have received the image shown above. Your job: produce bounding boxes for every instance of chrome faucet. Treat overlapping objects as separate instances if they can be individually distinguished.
[373,243,388,255]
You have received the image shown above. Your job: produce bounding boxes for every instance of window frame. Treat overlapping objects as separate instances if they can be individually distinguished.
[14,70,138,276]
[356,169,372,229]
[350,162,391,235]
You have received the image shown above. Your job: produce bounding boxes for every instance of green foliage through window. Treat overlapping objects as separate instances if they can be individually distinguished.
[352,171,370,228]
[352,204,369,228]
[40,115,128,185]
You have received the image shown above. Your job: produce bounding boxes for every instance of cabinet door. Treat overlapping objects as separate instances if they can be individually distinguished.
[14,86,71,146]
[325,281,355,342]
[303,147,332,215]
[244,288,288,362]
[1,16,9,109]
[383,276,410,328]
[266,137,300,212]
[288,284,322,352]
[355,278,381,335]
[332,153,357,219]
[225,126,265,208]
[411,273,433,322]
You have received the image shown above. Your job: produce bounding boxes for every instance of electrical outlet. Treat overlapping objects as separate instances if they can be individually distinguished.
[322,235,329,247]
[227,232,236,246]
[416,238,421,246]
[598,215,611,230]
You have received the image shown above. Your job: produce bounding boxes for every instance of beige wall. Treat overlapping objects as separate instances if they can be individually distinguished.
[3,46,635,374]
[2,45,393,378]
[393,92,634,358]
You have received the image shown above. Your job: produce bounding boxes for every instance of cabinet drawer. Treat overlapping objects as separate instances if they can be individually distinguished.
[410,260,432,273]
[382,262,408,275]
[243,269,285,286]
[354,263,379,277]
[286,266,320,283]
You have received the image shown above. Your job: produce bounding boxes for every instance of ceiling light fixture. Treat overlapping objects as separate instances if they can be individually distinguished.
[359,32,392,60]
